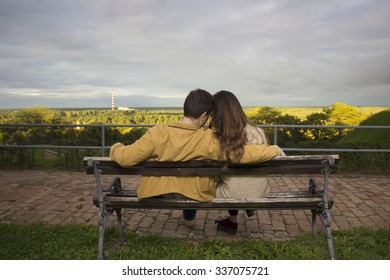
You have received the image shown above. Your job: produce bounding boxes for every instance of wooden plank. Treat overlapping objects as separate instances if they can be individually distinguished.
[83,155,339,175]
[84,155,339,165]
[93,196,333,210]
[104,190,323,198]
[86,165,323,176]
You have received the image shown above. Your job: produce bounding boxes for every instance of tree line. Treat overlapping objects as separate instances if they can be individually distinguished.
[0,102,382,149]
[0,102,388,173]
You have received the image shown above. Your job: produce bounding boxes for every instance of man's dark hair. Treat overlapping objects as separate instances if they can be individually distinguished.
[183,89,214,119]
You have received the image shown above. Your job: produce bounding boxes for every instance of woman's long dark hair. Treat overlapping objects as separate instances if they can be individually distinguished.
[210,90,248,163]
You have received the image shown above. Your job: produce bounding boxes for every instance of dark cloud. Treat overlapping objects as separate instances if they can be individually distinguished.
[0,92,184,108]
[1,0,389,108]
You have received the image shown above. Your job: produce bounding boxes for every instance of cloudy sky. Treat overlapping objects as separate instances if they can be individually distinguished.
[0,0,389,108]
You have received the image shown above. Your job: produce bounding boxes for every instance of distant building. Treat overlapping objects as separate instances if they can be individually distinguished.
[118,106,135,111]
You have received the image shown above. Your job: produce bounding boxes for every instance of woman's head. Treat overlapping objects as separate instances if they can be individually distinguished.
[210,90,248,163]
[211,90,247,132]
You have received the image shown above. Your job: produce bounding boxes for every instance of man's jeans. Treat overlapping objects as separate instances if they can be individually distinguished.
[160,193,197,221]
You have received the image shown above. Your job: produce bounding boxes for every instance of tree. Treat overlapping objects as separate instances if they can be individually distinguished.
[303,112,332,140]
[274,114,305,145]
[324,102,366,139]
[325,102,365,126]
[249,107,282,124]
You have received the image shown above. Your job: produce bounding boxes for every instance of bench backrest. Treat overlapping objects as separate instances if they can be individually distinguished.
[83,155,339,176]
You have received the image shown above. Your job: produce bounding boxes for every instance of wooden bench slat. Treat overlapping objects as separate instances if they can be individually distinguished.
[105,190,323,198]
[94,196,332,210]
[84,155,338,166]
[83,155,339,175]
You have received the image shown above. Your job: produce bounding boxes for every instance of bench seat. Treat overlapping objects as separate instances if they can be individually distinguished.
[94,191,333,210]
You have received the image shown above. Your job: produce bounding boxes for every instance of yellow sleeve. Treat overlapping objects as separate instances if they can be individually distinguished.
[239,144,280,163]
[109,128,156,167]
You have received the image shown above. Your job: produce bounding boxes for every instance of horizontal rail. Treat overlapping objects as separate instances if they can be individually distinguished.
[1,123,389,156]
[1,123,389,129]
[0,123,154,128]
[2,145,389,154]
[0,145,100,150]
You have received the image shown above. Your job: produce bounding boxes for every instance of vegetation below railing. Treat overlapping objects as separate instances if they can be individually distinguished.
[0,148,97,170]
[1,145,389,174]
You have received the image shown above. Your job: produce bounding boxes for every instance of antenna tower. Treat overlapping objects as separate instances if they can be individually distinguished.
[111,90,115,110]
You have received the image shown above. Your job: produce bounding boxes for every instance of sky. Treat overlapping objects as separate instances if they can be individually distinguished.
[0,0,389,109]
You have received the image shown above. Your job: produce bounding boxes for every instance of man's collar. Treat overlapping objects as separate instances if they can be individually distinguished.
[168,121,203,131]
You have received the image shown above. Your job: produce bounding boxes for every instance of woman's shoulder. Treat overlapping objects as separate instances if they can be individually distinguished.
[245,124,260,133]
[245,124,267,144]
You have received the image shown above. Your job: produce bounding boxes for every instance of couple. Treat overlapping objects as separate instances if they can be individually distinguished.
[110,89,285,234]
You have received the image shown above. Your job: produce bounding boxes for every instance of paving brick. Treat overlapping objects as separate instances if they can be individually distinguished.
[351,208,367,217]
[285,224,301,236]
[380,203,390,212]
[358,216,376,227]
[293,211,309,220]
[297,219,312,232]
[0,170,388,243]
[41,213,57,223]
[0,203,13,212]
[339,221,353,230]
[272,220,286,231]
[283,214,298,225]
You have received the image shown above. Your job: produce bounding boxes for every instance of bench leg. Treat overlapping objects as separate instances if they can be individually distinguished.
[325,223,335,260]
[115,208,125,242]
[311,209,318,240]
[319,209,335,260]
[97,208,113,260]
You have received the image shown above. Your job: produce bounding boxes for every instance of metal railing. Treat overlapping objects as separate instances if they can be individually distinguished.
[1,123,389,156]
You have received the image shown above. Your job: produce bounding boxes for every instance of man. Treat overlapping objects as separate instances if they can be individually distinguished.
[110,88,282,226]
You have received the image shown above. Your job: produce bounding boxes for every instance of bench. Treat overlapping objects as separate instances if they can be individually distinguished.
[83,155,339,260]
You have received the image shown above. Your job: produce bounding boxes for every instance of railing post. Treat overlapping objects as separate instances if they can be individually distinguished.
[101,125,105,157]
[273,125,278,145]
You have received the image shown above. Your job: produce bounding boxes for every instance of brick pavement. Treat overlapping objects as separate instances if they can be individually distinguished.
[0,170,389,242]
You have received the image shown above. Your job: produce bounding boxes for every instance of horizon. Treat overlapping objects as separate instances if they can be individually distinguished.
[1,104,389,111]
[1,91,389,109]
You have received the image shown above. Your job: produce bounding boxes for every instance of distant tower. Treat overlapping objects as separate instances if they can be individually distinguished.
[111,90,115,110]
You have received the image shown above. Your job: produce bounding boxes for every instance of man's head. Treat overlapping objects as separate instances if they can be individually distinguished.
[183,89,214,119]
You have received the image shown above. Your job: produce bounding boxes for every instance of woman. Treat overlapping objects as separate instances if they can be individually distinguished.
[210,90,282,234]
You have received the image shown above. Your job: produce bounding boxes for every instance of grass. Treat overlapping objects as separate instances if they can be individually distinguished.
[338,110,390,147]
[0,223,388,260]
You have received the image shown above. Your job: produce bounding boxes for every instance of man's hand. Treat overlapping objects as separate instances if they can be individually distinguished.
[278,147,286,156]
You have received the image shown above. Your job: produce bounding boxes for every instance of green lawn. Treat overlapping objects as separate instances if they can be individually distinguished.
[0,223,388,260]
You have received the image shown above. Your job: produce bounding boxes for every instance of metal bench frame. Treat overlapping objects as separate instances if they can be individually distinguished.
[84,155,338,260]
